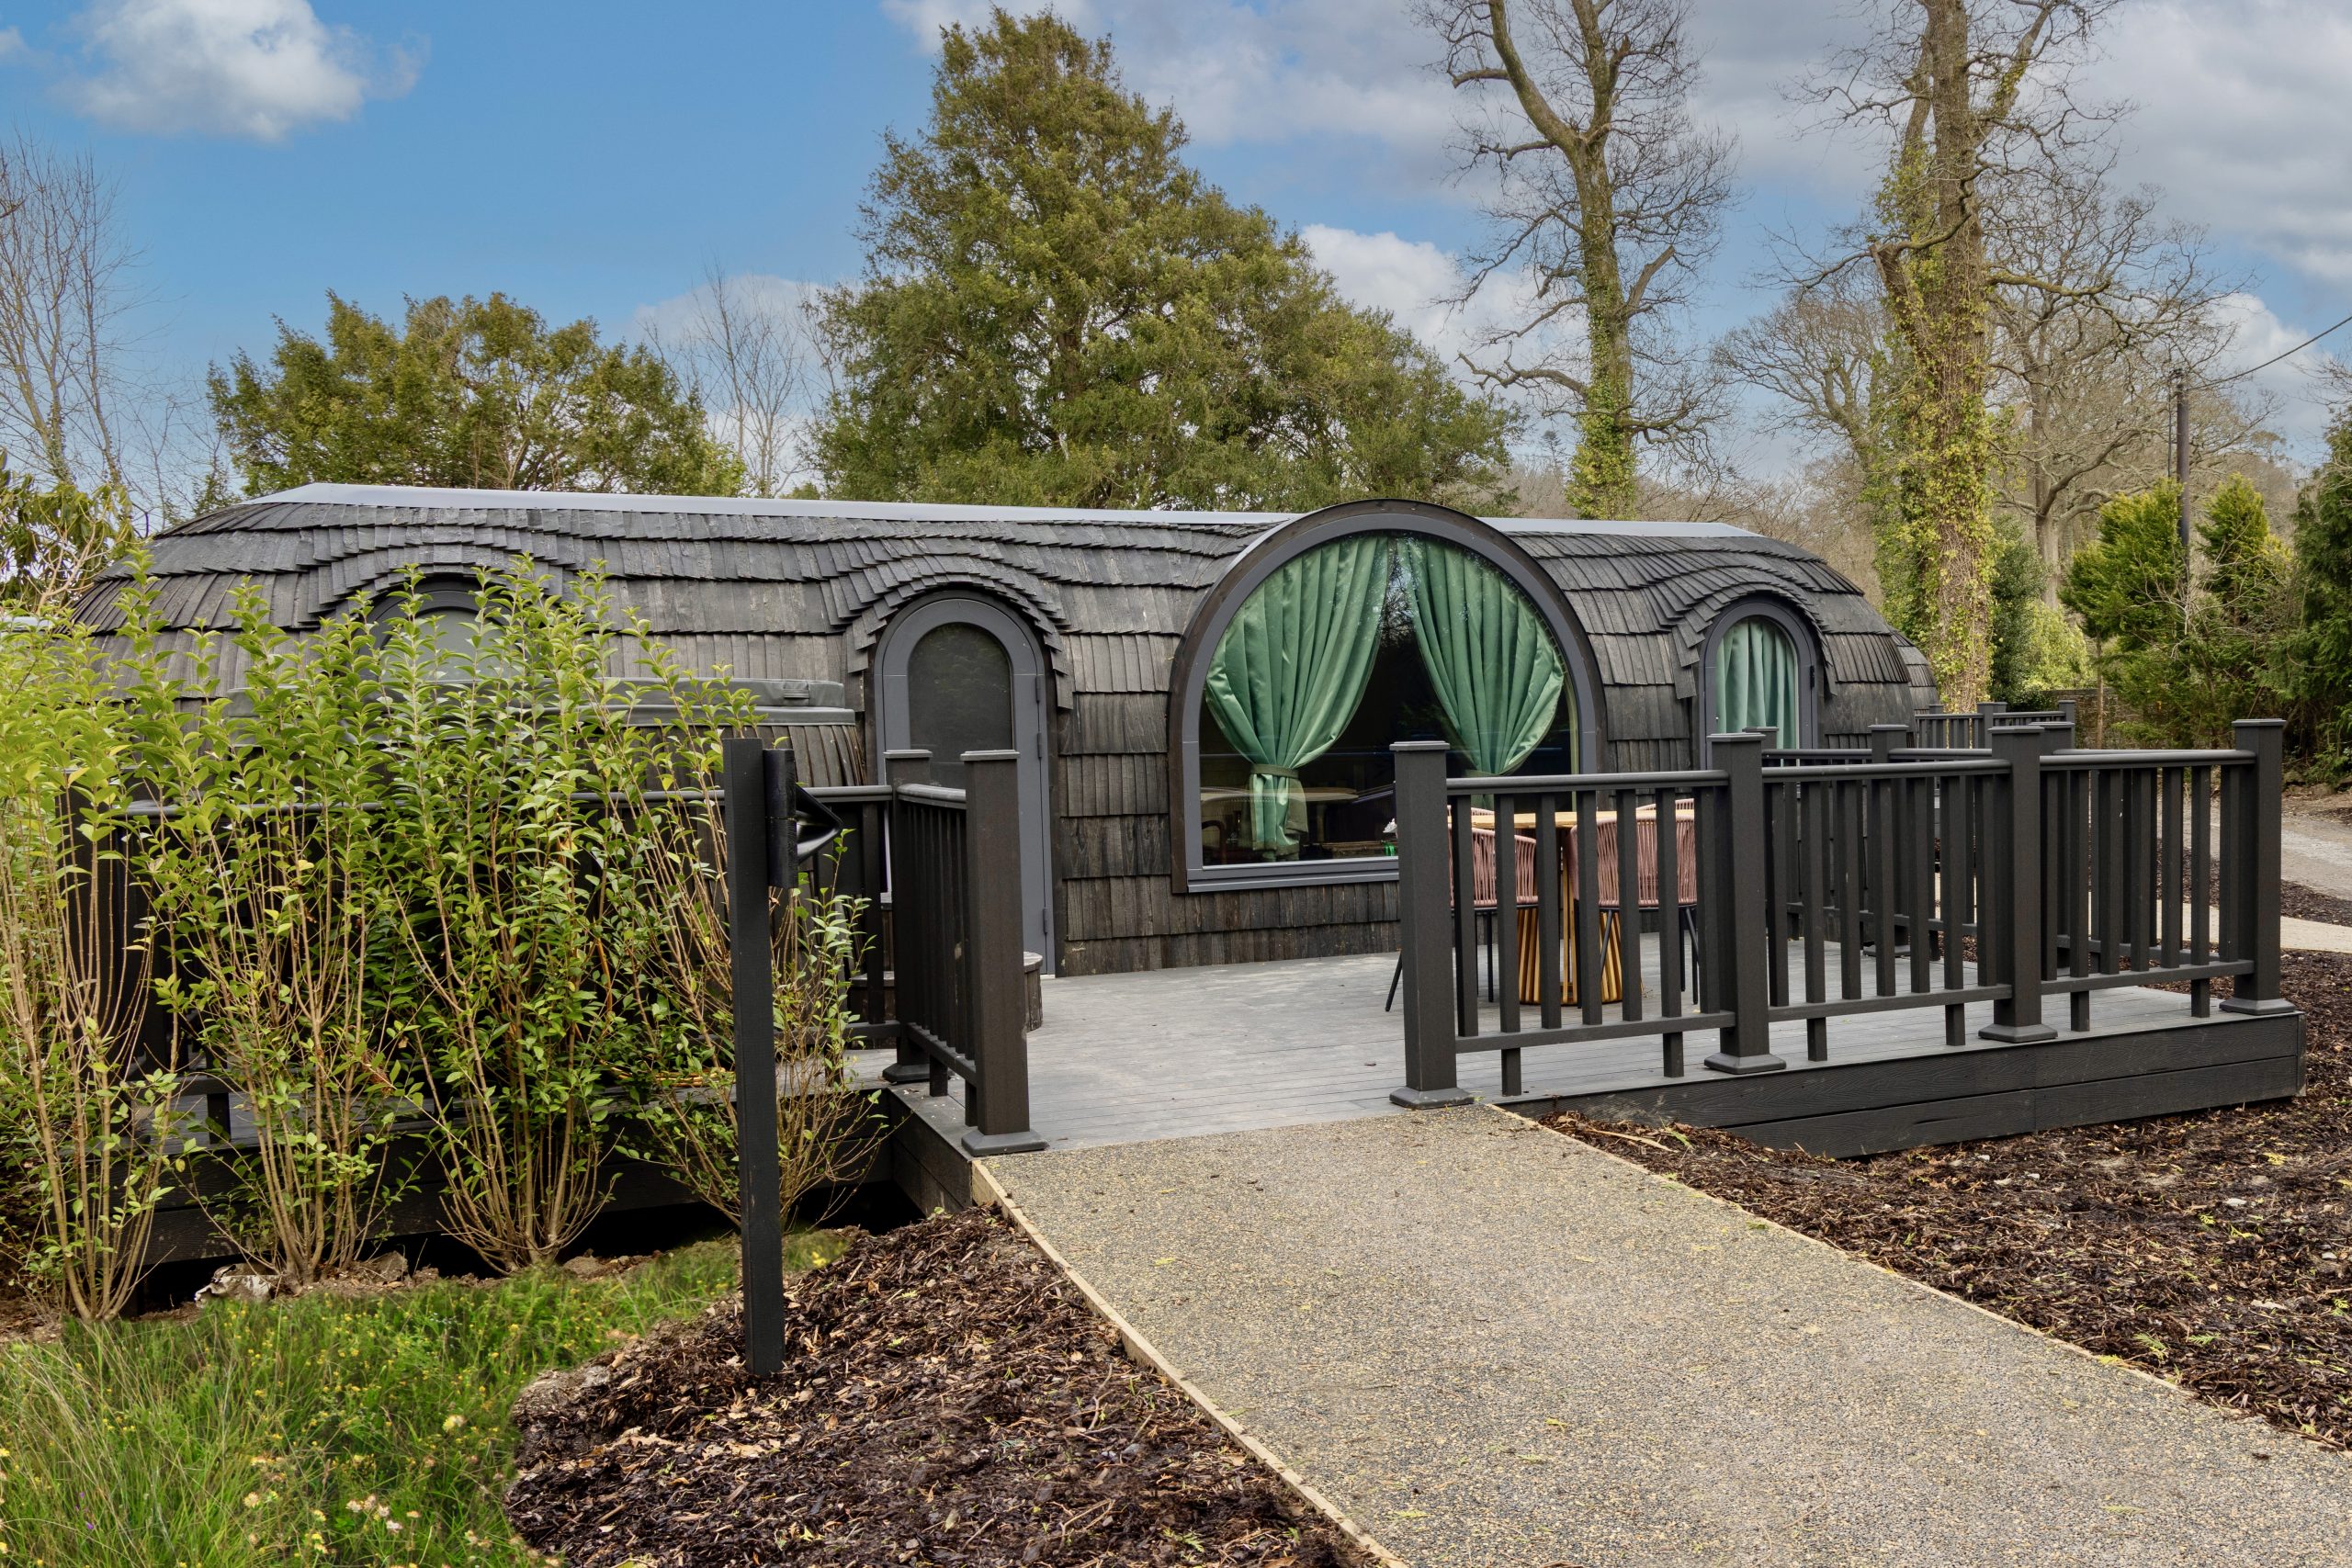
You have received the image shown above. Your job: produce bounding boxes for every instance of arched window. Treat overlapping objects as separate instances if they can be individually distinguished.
[1702,597,1817,750]
[1171,506,1601,891]
[368,578,481,673]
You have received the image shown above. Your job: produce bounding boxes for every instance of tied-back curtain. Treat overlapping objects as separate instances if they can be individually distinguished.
[1204,535,1393,853]
[1717,615,1801,747]
[1398,536,1566,775]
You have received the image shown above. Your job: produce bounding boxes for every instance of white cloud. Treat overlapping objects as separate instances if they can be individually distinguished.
[0,27,27,62]
[2208,291,2344,451]
[630,272,826,347]
[2082,2,2352,287]
[56,0,419,141]
[881,0,1455,172]
[1301,222,1581,394]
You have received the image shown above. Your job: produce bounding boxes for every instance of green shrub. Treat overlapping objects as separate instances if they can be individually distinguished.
[4,558,871,1313]
[0,611,185,1321]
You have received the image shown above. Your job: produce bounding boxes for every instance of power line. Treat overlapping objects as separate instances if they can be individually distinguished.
[2197,306,2352,389]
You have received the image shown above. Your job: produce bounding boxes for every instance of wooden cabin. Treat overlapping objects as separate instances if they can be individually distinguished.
[84,485,1931,978]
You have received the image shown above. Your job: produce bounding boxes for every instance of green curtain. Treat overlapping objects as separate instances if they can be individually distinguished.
[1717,615,1801,746]
[1398,536,1566,775]
[1204,535,1393,853]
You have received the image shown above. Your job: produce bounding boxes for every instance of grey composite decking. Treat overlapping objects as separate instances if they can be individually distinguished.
[903,940,2301,1155]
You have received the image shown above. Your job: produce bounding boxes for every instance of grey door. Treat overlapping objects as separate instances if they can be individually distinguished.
[876,594,1057,971]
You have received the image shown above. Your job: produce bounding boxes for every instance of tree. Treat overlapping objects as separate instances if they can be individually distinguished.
[645,266,814,499]
[2293,415,2352,764]
[811,9,1513,512]
[209,292,742,497]
[1986,170,2260,593]
[0,134,136,500]
[1815,0,2120,707]
[2064,476,2292,746]
[2061,482,2183,652]
[0,458,132,612]
[1424,0,1731,517]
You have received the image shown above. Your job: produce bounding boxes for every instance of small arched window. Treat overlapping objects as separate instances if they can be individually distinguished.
[1702,597,1818,750]
[1171,505,1602,892]
[369,578,481,672]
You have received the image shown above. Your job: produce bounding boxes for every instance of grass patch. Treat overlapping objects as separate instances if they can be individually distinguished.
[0,1233,842,1566]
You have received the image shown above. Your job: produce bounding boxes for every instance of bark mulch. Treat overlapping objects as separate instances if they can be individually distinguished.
[1548,948,2352,1452]
[503,1206,1373,1567]
[2282,877,2352,929]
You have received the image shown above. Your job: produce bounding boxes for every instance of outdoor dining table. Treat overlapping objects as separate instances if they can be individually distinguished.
[1472,802,1700,1007]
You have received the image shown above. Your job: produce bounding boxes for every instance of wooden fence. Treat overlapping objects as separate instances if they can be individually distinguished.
[1391,718,2287,1106]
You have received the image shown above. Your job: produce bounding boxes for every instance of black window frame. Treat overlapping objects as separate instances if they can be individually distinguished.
[1166,501,1606,895]
[1696,593,1821,756]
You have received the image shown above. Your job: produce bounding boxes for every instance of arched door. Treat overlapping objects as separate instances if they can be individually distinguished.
[876,594,1057,971]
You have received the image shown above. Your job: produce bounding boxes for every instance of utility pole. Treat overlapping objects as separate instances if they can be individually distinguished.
[2173,368,2191,624]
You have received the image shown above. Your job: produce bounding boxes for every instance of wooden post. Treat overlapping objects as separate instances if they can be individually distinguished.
[1704,732,1783,1075]
[878,750,932,1085]
[724,737,785,1378]
[2220,718,2292,1016]
[958,750,1047,1154]
[1981,726,2057,1043]
[1870,723,1904,761]
[1391,740,1471,1107]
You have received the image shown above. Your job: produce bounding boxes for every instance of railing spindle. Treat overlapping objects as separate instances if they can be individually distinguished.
[1615,786,1642,1021]
[1657,784,1684,1076]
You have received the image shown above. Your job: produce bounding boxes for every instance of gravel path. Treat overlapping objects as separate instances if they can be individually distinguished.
[988,1109,2352,1568]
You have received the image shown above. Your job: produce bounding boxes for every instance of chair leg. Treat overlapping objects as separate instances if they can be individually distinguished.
[1385,950,1403,1012]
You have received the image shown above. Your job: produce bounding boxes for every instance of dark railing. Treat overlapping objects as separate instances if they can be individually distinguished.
[1913,699,2079,750]
[1391,718,2287,1106]
[856,748,1045,1157]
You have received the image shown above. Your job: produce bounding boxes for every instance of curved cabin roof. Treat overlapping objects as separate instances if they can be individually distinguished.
[83,482,1922,769]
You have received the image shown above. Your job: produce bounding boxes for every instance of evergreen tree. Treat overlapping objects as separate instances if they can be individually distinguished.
[2293,416,2352,760]
[209,293,741,498]
[2063,476,2297,746]
[811,9,1514,511]
[2059,482,2184,651]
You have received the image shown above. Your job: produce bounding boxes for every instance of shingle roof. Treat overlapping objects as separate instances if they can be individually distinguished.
[88,483,1920,744]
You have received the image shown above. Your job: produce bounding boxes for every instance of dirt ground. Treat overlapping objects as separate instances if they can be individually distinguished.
[1552,950,2352,1452]
[503,1207,1373,1567]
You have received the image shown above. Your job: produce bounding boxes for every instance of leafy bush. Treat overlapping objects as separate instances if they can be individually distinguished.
[364,570,756,1271]
[0,615,184,1321]
[135,596,416,1284]
[2,560,875,1313]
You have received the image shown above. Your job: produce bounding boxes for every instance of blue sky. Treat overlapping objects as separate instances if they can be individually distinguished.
[3,0,2346,482]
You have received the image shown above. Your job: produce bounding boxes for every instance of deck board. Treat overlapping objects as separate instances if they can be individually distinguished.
[944,939,2299,1152]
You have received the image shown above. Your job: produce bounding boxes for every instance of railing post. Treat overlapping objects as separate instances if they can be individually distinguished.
[957,750,1047,1155]
[1391,740,1472,1108]
[1704,731,1783,1075]
[2056,697,2079,732]
[879,750,932,1085]
[1870,723,1904,761]
[1981,726,2057,1043]
[724,736,785,1378]
[2221,718,2291,1016]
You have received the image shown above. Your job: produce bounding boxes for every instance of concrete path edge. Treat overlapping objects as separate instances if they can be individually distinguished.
[974,1160,1411,1568]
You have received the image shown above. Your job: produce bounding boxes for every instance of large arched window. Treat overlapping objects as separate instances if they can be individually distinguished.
[1170,504,1601,892]
[1701,596,1818,750]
